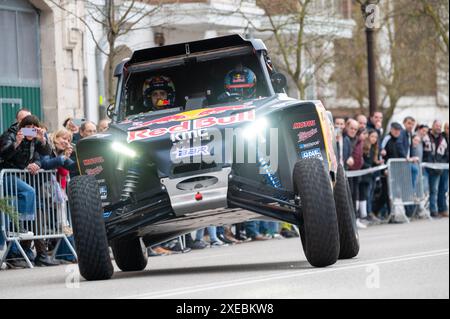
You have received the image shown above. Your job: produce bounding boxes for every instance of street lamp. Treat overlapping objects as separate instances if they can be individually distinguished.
[358,0,380,116]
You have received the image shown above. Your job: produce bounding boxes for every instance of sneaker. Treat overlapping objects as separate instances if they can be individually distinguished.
[34,254,60,267]
[280,229,299,238]
[147,247,166,257]
[217,234,235,245]
[152,246,173,256]
[168,241,191,254]
[271,233,284,240]
[356,219,367,229]
[235,231,251,242]
[210,240,228,248]
[251,234,270,241]
[367,213,382,224]
[439,211,449,218]
[224,234,242,244]
[6,259,32,269]
[189,240,208,250]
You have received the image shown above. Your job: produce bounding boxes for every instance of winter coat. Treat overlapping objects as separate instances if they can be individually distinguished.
[349,139,364,171]
[382,133,401,162]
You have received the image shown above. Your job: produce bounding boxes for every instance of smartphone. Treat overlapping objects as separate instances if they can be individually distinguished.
[21,128,37,138]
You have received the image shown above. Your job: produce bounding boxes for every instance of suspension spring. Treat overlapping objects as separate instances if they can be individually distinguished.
[120,168,140,201]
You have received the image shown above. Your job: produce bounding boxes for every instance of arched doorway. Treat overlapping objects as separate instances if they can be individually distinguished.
[0,0,41,131]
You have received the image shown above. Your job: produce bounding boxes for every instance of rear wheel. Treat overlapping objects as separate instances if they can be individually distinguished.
[334,164,360,259]
[111,236,148,272]
[293,159,340,267]
[68,175,113,281]
[334,165,359,259]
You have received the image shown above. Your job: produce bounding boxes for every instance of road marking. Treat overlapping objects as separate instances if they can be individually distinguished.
[120,249,449,299]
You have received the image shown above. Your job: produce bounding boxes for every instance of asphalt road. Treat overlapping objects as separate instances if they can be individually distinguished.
[0,218,448,299]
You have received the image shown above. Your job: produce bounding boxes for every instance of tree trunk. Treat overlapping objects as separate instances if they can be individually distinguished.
[108,40,115,105]
[383,96,398,131]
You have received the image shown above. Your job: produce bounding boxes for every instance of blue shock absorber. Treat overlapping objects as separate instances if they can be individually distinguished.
[258,156,287,201]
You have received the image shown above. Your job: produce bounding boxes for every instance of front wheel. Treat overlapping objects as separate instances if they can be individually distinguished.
[68,175,114,281]
[294,159,340,267]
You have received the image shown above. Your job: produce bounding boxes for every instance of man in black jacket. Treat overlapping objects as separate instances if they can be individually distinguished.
[423,120,448,217]
[437,123,449,217]
[373,122,403,218]
[381,122,402,161]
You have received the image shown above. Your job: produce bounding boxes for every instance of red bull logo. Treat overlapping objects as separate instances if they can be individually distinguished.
[129,105,251,131]
[127,109,255,143]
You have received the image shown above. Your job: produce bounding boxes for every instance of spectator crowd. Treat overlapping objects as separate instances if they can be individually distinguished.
[0,108,448,268]
[335,112,449,229]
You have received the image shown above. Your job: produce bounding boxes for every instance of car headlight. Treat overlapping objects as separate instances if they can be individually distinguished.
[243,118,268,141]
[111,142,137,158]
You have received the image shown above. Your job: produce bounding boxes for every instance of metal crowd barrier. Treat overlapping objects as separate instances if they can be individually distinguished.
[345,160,448,223]
[0,169,77,268]
[387,159,426,223]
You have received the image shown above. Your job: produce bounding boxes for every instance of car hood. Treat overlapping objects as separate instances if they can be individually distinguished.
[108,95,297,143]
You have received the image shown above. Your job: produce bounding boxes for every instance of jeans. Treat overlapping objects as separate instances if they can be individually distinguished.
[367,177,375,214]
[428,172,441,215]
[245,221,261,238]
[3,176,36,221]
[56,236,76,262]
[438,169,449,213]
[7,241,35,260]
[0,227,5,250]
[195,226,219,243]
[259,221,279,235]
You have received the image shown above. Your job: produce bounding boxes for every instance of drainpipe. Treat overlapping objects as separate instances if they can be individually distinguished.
[83,76,88,118]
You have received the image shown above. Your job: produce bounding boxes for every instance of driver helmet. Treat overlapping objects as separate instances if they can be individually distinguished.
[224,67,257,99]
[143,76,176,110]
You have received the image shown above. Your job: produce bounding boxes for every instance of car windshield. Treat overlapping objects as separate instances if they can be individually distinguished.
[118,45,270,119]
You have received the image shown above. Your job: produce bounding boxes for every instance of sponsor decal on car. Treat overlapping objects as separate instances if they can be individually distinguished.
[297,128,318,142]
[99,185,108,200]
[83,156,105,166]
[129,105,252,131]
[299,140,320,149]
[292,120,316,130]
[127,109,255,143]
[86,166,103,176]
[172,146,210,159]
[171,128,209,142]
[300,148,323,160]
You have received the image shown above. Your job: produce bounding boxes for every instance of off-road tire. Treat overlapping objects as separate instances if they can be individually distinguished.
[334,164,360,259]
[294,159,340,267]
[111,236,148,272]
[68,175,114,281]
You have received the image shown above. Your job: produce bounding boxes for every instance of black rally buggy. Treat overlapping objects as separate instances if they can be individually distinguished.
[68,35,359,281]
